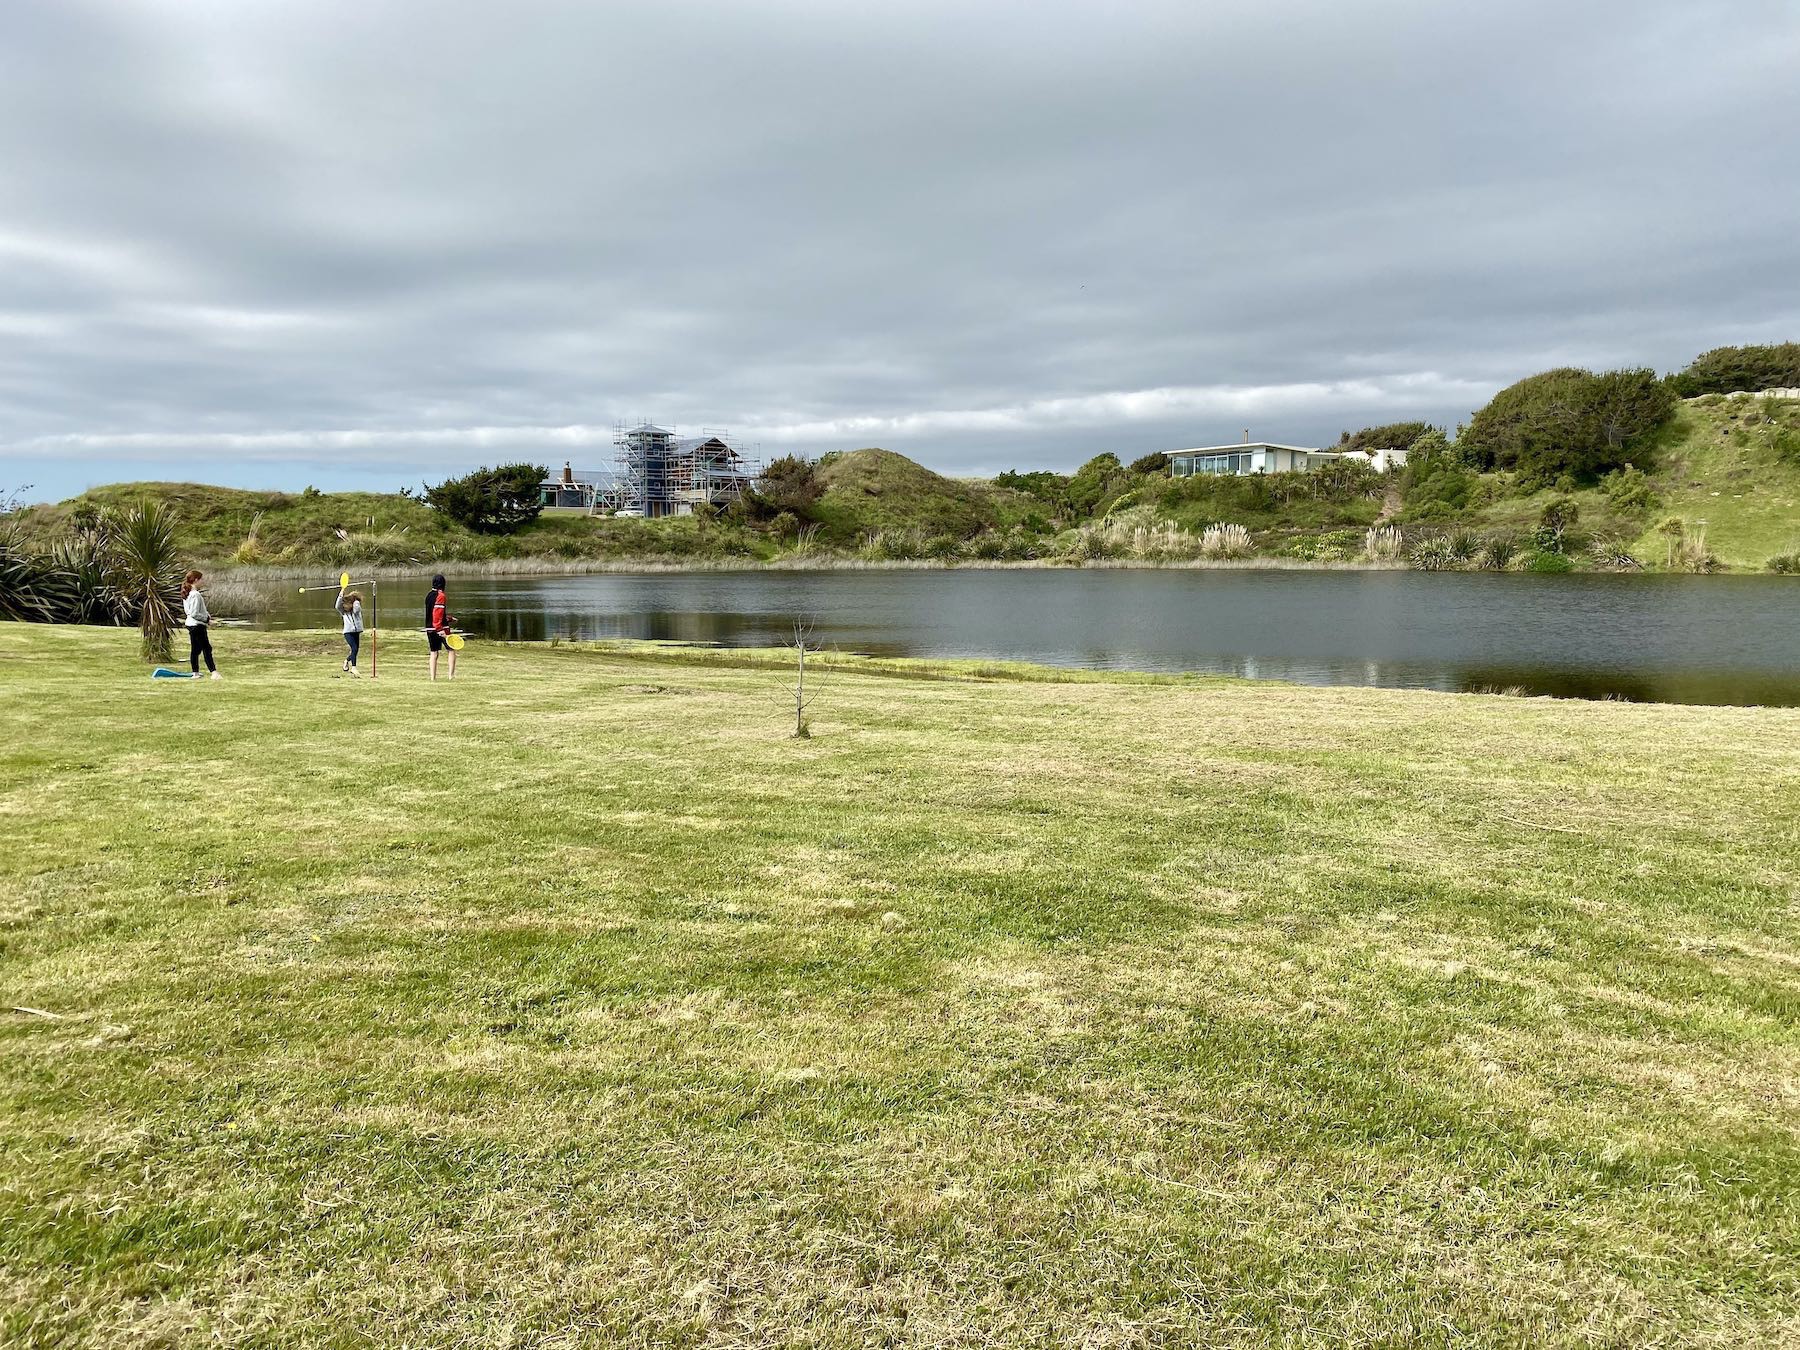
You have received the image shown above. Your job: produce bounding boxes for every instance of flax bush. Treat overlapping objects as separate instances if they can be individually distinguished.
[1408,535,1462,571]
[1476,535,1518,570]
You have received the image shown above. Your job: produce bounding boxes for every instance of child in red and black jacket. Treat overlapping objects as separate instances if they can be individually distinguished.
[425,573,456,681]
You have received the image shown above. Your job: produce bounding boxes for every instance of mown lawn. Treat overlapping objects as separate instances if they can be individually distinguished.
[2,624,1797,1347]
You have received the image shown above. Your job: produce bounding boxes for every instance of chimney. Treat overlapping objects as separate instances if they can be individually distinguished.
[561,461,573,485]
[1243,429,1250,445]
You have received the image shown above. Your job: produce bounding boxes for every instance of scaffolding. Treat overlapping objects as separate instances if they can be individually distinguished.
[614,421,757,517]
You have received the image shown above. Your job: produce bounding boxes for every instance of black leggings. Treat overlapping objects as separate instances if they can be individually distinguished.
[344,630,361,666]
[188,623,215,674]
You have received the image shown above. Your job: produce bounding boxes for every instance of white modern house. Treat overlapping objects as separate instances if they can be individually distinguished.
[1167,441,1408,477]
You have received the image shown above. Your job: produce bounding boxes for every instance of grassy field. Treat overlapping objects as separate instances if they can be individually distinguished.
[2,624,1798,1347]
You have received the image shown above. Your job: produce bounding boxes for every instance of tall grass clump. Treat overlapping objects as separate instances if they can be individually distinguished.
[1656,517,1721,573]
[1364,524,1403,560]
[232,510,267,564]
[1199,521,1253,559]
[1073,508,1206,562]
[1476,535,1517,570]
[314,524,423,569]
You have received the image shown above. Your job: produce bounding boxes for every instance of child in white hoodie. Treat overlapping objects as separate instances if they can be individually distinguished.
[181,569,220,679]
[337,582,364,675]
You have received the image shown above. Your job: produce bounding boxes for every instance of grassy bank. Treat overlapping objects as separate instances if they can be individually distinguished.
[15,396,1800,575]
[3,625,1798,1346]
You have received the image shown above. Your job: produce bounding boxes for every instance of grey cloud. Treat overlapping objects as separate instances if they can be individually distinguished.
[2,0,1798,500]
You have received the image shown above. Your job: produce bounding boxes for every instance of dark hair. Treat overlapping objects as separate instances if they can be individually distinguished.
[431,574,446,591]
[181,569,202,599]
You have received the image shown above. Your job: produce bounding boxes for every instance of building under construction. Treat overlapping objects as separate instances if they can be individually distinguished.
[615,423,756,518]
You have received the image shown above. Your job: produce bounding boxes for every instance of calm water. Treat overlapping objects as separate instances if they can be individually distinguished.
[241,569,1800,706]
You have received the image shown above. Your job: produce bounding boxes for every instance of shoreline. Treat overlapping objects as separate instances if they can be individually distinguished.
[200,553,1785,585]
[201,555,1425,582]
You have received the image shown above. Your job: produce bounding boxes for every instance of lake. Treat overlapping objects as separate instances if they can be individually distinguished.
[239,568,1800,706]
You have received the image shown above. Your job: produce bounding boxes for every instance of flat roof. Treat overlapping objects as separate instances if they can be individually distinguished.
[1168,443,1319,456]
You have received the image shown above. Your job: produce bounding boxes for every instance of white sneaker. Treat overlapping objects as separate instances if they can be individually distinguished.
[210,672,222,681]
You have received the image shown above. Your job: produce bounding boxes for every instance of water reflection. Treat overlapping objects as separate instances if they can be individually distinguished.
[240,569,1800,707]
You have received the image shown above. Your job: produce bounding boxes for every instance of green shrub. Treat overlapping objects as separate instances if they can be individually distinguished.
[1000,528,1042,561]
[993,470,1070,512]
[1338,421,1434,457]
[1066,453,1127,518]
[1587,538,1642,571]
[0,525,76,622]
[964,529,1006,560]
[1307,457,1382,504]
[1767,423,1800,465]
[1408,536,1462,571]
[1477,536,1517,570]
[1667,343,1800,397]
[1458,367,1675,483]
[1402,433,1476,518]
[1527,551,1573,573]
[423,463,548,534]
[1601,465,1657,513]
[752,455,824,521]
[1532,497,1580,554]
[1767,553,1800,574]
[1128,451,1169,475]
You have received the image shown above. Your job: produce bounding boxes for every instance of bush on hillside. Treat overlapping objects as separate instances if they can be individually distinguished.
[1533,497,1580,554]
[1338,421,1434,456]
[1308,456,1383,503]
[1601,465,1657,513]
[993,470,1070,513]
[1457,367,1676,484]
[1128,451,1170,475]
[1526,551,1573,573]
[1066,453,1127,518]
[1767,553,1800,574]
[423,463,548,534]
[1402,429,1477,519]
[1477,535,1518,570]
[752,455,824,521]
[1667,343,1800,397]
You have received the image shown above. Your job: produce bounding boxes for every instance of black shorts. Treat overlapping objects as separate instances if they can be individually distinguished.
[427,630,446,652]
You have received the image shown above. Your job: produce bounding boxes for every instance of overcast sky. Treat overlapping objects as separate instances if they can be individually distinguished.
[4,0,1799,502]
